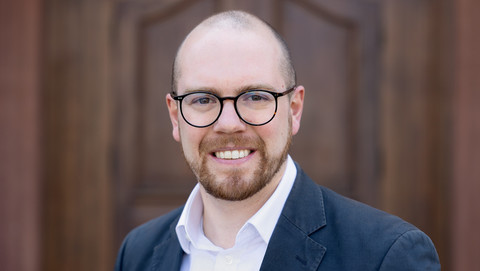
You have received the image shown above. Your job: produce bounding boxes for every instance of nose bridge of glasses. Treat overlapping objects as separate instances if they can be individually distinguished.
[219,96,237,103]
[211,96,246,131]
[218,96,239,117]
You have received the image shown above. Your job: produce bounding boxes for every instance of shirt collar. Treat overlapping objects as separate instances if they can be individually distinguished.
[176,184,202,254]
[175,155,297,254]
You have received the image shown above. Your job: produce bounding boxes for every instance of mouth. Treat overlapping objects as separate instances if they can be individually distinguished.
[213,149,252,160]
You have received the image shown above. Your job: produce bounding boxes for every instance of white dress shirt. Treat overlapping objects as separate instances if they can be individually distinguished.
[175,155,297,271]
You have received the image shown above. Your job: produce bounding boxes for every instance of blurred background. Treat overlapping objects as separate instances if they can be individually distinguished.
[1,0,479,270]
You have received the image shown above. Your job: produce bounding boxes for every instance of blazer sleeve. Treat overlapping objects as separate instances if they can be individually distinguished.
[114,230,131,271]
[379,229,441,270]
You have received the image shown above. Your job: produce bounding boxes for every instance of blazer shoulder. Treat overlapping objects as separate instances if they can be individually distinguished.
[127,206,183,244]
[316,186,440,269]
[267,167,439,270]
[320,185,416,235]
[115,206,184,271]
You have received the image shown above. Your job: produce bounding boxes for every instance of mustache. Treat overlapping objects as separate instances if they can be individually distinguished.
[199,135,265,152]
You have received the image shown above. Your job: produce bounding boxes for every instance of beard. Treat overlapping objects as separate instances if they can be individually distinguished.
[182,122,292,201]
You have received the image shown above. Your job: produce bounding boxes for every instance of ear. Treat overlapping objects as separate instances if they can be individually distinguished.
[166,93,181,142]
[290,86,305,136]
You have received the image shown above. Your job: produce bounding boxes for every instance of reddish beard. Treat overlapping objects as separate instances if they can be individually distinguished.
[186,134,291,201]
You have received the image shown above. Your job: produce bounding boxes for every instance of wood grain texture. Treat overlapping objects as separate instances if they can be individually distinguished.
[380,0,452,267]
[452,0,480,269]
[42,0,114,270]
[27,0,477,270]
[0,0,42,270]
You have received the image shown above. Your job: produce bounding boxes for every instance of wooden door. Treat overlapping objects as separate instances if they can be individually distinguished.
[33,0,469,270]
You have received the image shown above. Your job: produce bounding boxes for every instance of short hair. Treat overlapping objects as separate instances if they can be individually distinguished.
[171,10,296,94]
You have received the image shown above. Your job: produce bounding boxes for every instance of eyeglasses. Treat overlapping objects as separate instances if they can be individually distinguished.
[171,86,296,128]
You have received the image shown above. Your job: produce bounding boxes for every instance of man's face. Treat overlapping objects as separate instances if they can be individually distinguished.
[167,27,304,201]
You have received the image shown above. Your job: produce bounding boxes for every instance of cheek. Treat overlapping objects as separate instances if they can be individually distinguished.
[273,104,292,136]
[257,114,291,150]
[178,124,205,156]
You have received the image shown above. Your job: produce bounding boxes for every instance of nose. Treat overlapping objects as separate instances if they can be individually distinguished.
[212,100,247,133]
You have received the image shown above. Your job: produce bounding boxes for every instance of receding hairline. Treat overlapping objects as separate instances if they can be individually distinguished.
[172,11,296,93]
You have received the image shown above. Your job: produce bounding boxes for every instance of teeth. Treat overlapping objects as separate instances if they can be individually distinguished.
[215,150,251,160]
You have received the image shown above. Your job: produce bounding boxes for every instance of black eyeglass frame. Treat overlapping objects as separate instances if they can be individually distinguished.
[171,86,297,128]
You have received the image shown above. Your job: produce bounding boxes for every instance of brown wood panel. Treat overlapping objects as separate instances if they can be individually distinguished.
[3,0,468,270]
[42,0,114,270]
[281,0,382,206]
[380,0,452,268]
[0,0,42,270]
[452,0,480,270]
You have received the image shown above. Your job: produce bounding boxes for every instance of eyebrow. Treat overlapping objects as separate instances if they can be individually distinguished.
[182,84,278,96]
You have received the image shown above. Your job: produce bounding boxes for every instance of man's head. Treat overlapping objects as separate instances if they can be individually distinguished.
[166,11,304,201]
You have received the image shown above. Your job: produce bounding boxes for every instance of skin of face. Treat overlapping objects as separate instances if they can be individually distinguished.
[166,24,304,202]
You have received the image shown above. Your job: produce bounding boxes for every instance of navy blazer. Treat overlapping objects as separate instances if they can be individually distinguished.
[115,164,440,270]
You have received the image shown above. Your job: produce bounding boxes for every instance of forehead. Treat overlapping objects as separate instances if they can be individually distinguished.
[176,27,285,94]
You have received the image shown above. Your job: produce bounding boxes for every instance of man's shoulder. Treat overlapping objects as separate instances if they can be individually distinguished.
[319,185,414,233]
[118,207,184,258]
[125,206,184,244]
[115,207,184,270]
[313,185,439,267]
[267,168,440,270]
[291,166,414,235]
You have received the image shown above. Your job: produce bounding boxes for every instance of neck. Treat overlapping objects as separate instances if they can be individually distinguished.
[200,161,287,249]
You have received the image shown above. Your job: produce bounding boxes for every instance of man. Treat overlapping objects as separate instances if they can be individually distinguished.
[115,10,440,271]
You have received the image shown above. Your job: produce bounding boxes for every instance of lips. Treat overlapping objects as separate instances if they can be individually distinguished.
[214,149,251,159]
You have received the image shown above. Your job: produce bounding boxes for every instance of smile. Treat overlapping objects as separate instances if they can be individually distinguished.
[214,149,251,160]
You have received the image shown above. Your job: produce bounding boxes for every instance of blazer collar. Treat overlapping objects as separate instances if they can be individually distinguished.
[260,163,327,270]
[151,215,184,271]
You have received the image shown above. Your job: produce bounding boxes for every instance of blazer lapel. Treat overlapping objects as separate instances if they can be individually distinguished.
[260,164,327,271]
[151,218,184,271]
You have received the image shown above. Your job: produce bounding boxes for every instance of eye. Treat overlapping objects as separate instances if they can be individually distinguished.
[249,95,265,101]
[194,97,214,104]
[241,91,273,102]
[186,93,218,106]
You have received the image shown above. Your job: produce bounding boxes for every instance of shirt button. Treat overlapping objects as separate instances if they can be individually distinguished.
[225,255,233,265]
